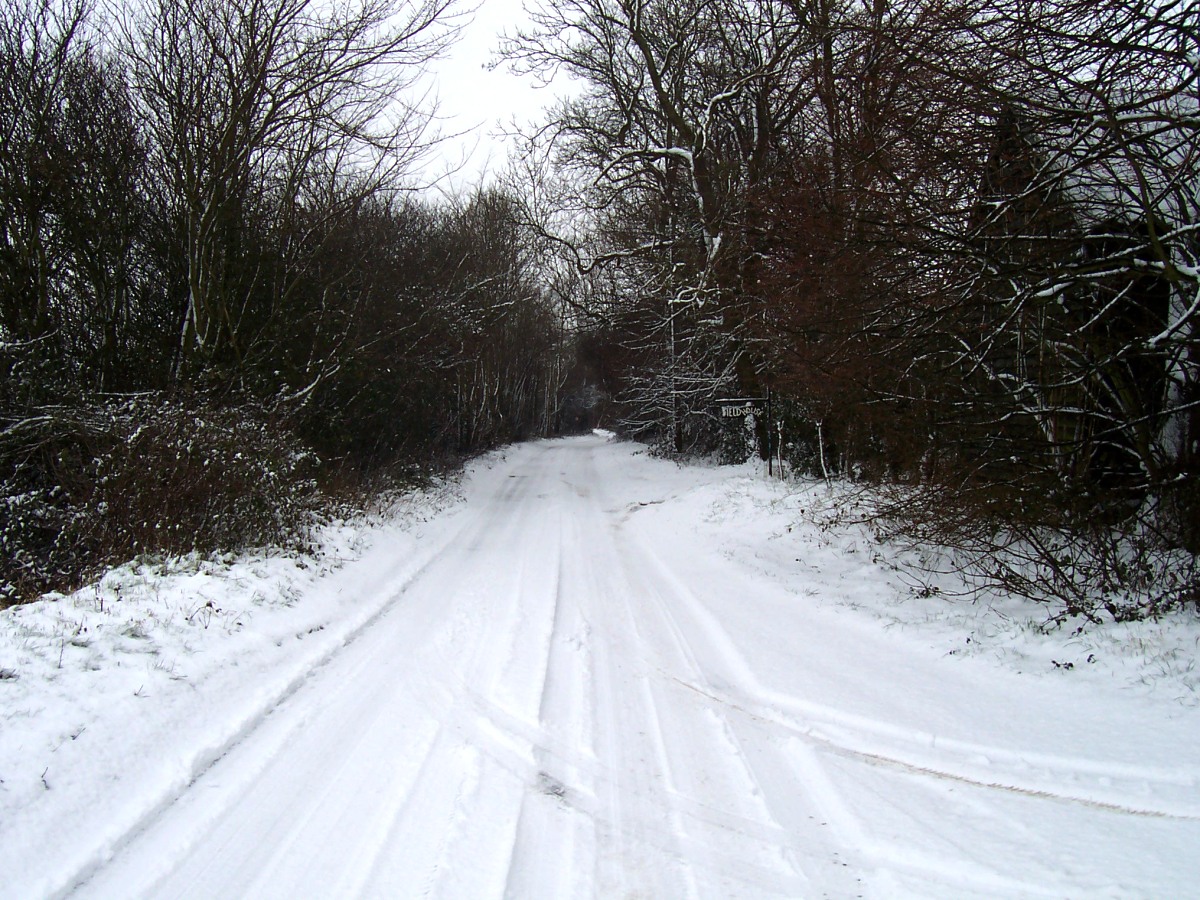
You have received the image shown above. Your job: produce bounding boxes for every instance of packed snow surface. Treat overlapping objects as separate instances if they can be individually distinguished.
[2,434,1199,898]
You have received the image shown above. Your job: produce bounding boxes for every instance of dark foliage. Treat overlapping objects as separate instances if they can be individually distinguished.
[509,0,1199,618]
[0,0,571,605]
[0,396,318,604]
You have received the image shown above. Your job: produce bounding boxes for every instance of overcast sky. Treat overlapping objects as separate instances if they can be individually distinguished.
[416,0,564,196]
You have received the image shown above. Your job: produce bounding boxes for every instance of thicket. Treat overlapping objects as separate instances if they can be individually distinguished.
[0,0,576,605]
[507,0,1199,618]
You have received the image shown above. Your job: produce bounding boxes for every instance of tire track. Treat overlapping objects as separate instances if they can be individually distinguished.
[571,472,703,900]
[620,532,869,898]
[62,501,497,899]
[70,446,574,899]
[619,528,1199,897]
[499,487,595,900]
[628,538,1030,897]
[625,525,1200,822]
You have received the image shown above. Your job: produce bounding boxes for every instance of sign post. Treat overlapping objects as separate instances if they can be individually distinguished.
[714,398,766,419]
[715,395,774,476]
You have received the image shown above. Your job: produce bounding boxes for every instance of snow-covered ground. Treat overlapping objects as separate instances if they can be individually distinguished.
[2,433,1198,898]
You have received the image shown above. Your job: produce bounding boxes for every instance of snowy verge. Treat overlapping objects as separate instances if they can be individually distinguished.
[0,475,468,899]
[657,466,1200,706]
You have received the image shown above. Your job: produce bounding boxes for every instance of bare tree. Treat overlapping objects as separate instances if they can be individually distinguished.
[504,0,818,450]
[0,0,90,350]
[935,0,1200,543]
[118,0,459,381]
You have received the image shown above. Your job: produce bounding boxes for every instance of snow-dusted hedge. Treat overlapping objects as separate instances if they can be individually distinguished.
[858,480,1200,622]
[1,396,319,605]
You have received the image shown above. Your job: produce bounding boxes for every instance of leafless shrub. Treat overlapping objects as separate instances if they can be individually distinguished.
[865,480,1199,622]
[1,395,318,605]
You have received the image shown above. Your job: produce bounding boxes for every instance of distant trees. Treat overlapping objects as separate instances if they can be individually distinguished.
[510,0,1200,614]
[4,0,1195,615]
[1,0,573,604]
[0,0,167,397]
[296,188,569,466]
[505,0,814,452]
[118,0,454,383]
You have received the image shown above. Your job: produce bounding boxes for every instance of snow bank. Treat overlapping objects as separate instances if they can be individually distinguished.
[676,472,1200,704]
[0,480,464,898]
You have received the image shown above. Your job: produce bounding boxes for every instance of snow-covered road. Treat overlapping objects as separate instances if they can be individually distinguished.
[12,435,1200,897]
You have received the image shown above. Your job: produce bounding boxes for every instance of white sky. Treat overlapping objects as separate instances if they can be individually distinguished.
[416,0,563,196]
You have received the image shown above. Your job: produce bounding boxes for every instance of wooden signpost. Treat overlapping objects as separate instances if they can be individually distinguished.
[715,391,776,476]
[715,398,766,418]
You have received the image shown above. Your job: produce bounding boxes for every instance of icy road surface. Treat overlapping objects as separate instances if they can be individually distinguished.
[45,436,1200,897]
